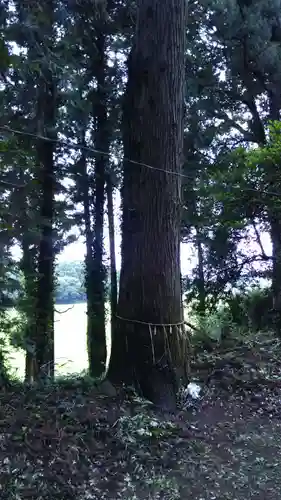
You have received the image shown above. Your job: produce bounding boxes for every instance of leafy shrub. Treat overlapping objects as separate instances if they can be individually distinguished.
[0,311,16,384]
[190,287,274,353]
[226,287,273,331]
[114,413,177,445]
[191,307,244,351]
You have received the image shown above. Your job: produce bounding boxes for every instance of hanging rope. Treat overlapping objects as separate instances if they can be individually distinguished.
[115,314,185,327]
[116,314,191,378]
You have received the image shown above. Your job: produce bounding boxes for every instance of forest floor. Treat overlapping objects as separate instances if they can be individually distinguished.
[1,335,281,499]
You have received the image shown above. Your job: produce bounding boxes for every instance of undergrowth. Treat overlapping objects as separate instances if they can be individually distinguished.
[1,290,281,498]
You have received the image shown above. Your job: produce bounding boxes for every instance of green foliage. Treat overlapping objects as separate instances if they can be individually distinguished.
[245,121,281,166]
[191,286,274,353]
[181,0,281,314]
[191,308,242,352]
[115,412,177,446]
[55,261,86,304]
[47,372,97,391]
[226,287,274,332]
[8,310,29,350]
[0,310,18,384]
[54,261,120,304]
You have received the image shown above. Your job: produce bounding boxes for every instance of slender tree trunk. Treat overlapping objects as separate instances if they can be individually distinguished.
[270,215,281,325]
[78,146,96,374]
[108,0,187,409]
[21,237,37,383]
[88,32,109,378]
[17,171,37,383]
[84,178,96,376]
[77,138,105,378]
[106,174,118,342]
[267,94,281,332]
[244,87,281,332]
[35,117,55,381]
[195,226,206,315]
[34,41,56,381]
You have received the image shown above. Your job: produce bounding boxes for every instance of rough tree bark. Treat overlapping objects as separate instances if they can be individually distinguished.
[108,0,187,409]
[34,1,56,381]
[35,82,56,381]
[87,31,109,378]
[106,174,118,342]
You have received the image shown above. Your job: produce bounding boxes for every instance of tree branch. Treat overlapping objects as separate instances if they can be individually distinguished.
[54,305,74,314]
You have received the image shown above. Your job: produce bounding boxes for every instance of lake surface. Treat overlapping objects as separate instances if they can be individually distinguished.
[9,302,111,379]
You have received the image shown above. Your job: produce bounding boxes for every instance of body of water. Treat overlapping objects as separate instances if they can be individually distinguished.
[9,302,112,379]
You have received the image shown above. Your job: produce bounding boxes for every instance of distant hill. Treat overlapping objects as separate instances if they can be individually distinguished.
[55,260,86,304]
[55,260,120,304]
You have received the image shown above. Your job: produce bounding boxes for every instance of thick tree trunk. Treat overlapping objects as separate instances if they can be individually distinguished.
[106,174,118,343]
[108,0,187,409]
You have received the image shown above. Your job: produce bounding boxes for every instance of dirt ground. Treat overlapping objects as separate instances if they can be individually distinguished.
[1,378,281,500]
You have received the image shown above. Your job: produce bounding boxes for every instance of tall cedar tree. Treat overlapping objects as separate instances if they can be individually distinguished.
[108,0,187,409]
[34,0,56,381]
[12,0,57,381]
[88,29,109,378]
